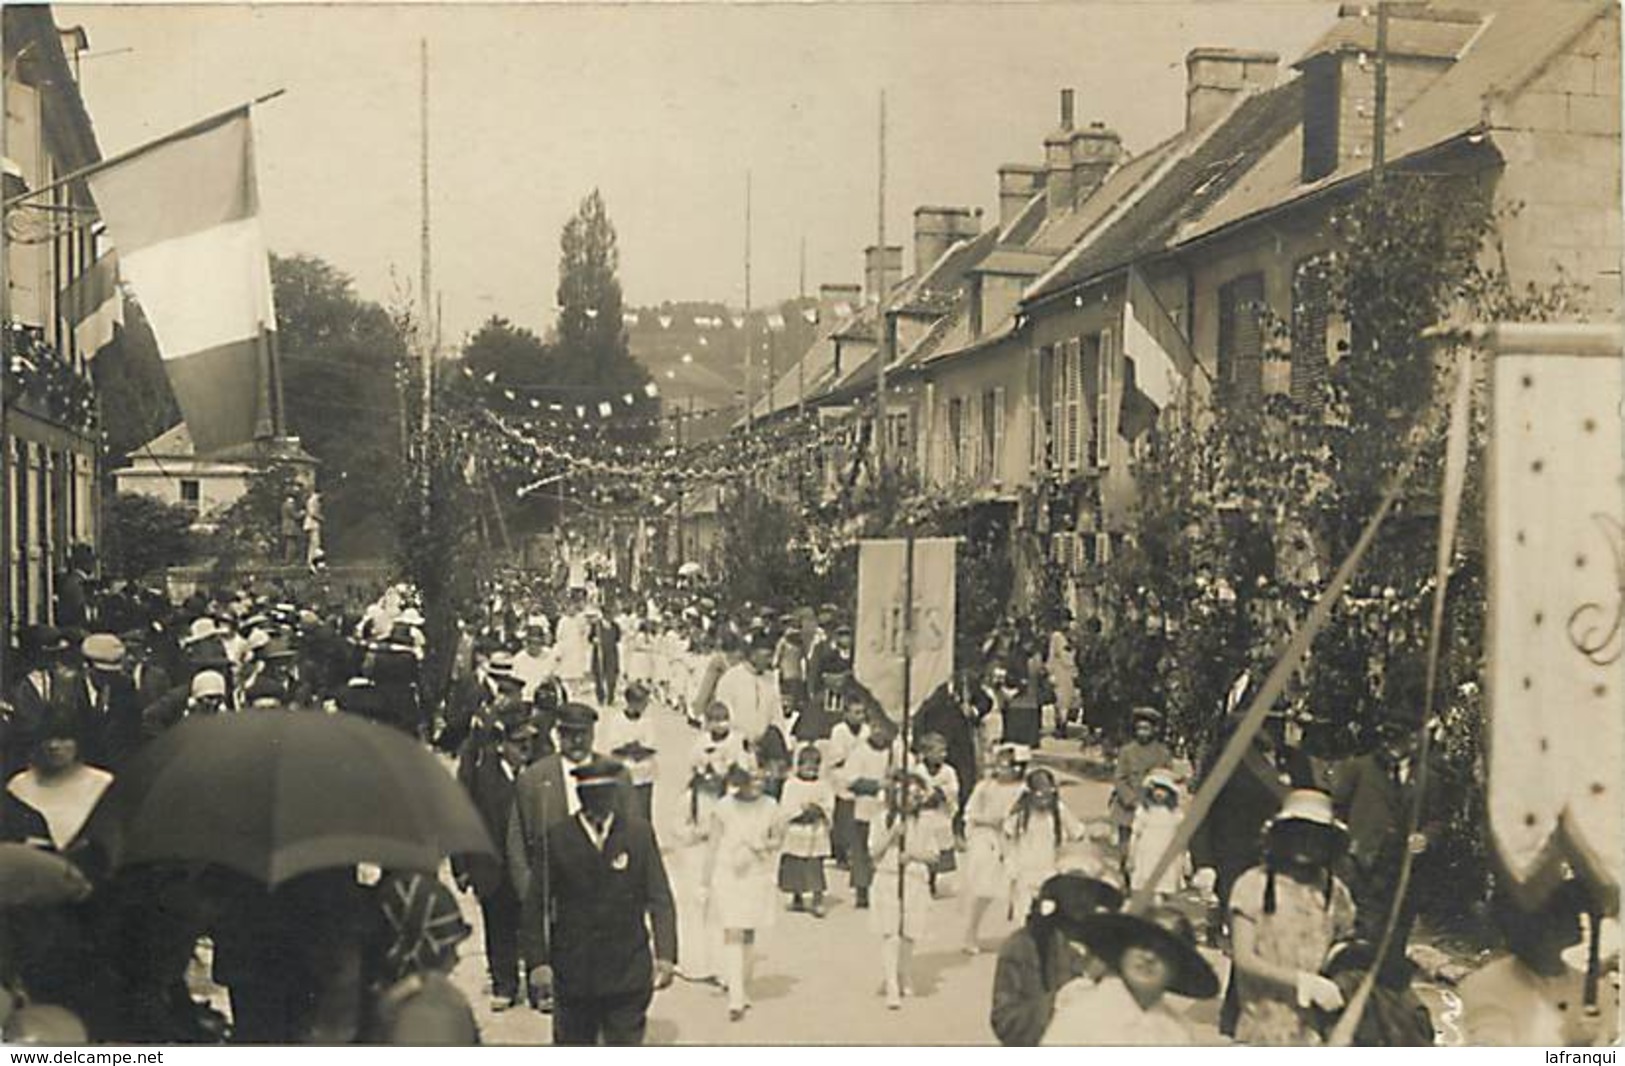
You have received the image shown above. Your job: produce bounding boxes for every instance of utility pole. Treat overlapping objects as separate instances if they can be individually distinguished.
[873,89,889,474]
[743,170,753,438]
[1372,2,1389,186]
[799,235,807,299]
[418,38,433,514]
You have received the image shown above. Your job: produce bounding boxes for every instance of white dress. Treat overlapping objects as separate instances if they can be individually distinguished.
[1004,799,1087,919]
[963,778,1024,901]
[1128,803,1185,897]
[868,816,936,941]
[1043,975,1195,1045]
[915,761,961,858]
[706,794,783,931]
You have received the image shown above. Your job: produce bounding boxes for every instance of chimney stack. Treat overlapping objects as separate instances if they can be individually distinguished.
[1045,88,1076,218]
[912,206,982,276]
[1069,122,1124,207]
[997,164,1046,230]
[818,282,861,324]
[864,245,904,307]
[1185,48,1279,131]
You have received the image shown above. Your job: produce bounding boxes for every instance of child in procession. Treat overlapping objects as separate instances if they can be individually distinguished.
[600,681,658,822]
[1127,768,1187,902]
[836,715,900,910]
[961,743,1029,954]
[700,764,784,1022]
[914,732,961,897]
[688,702,753,837]
[778,745,835,917]
[1228,788,1356,1045]
[1004,766,1090,920]
[826,695,872,872]
[1110,707,1173,853]
[870,771,939,1010]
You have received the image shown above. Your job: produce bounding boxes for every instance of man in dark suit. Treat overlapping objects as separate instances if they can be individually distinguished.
[5,627,71,777]
[507,702,603,1011]
[453,657,535,1012]
[588,606,620,707]
[528,758,676,1045]
[121,629,173,715]
[67,634,144,771]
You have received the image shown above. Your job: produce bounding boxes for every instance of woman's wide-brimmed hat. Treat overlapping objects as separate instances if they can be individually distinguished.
[1078,906,1219,1000]
[1265,788,1349,855]
[1036,871,1125,932]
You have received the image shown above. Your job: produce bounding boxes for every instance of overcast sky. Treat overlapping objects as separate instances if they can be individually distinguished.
[69,2,1336,344]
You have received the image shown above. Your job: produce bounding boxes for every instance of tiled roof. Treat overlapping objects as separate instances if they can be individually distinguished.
[1178,0,1609,245]
[998,191,1049,244]
[1024,136,1184,254]
[975,248,1059,277]
[1298,10,1483,62]
[130,422,317,465]
[1027,80,1306,302]
[894,229,999,315]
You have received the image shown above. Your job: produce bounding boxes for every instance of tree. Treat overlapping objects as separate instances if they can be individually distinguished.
[548,191,655,443]
[102,492,196,581]
[272,254,410,561]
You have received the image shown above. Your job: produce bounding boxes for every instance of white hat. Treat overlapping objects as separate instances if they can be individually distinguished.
[524,614,551,632]
[1143,768,1181,794]
[1266,788,1349,852]
[397,607,426,627]
[246,629,272,652]
[190,670,227,699]
[181,618,219,646]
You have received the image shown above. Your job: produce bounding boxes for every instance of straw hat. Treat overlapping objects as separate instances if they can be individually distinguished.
[1265,788,1349,855]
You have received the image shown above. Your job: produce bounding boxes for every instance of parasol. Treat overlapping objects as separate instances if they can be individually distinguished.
[77,710,495,886]
[0,844,92,906]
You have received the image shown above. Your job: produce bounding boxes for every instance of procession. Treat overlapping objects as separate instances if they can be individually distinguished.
[0,0,1621,1050]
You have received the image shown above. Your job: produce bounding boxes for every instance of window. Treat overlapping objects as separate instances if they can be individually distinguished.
[1036,346,1055,472]
[180,479,201,514]
[980,389,998,481]
[1301,55,1340,183]
[1217,273,1266,408]
[1291,256,1332,408]
[991,386,1005,485]
[947,397,965,480]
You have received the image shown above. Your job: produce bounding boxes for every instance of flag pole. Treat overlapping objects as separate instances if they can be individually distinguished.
[898,534,915,940]
[2,89,287,211]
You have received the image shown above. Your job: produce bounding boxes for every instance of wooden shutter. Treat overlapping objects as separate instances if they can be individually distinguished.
[992,386,1006,486]
[1099,327,1116,467]
[1218,274,1265,407]
[1291,257,1331,408]
[1064,339,1084,472]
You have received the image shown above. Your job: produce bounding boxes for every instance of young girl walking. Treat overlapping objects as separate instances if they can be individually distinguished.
[1228,788,1356,1045]
[961,743,1028,954]
[914,732,961,897]
[1004,767,1089,920]
[778,745,835,917]
[1127,769,1187,902]
[700,765,785,1022]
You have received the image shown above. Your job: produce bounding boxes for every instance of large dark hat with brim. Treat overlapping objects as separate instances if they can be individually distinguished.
[556,702,599,729]
[1035,871,1125,934]
[1078,906,1220,999]
[485,652,521,686]
[1264,788,1349,856]
[34,626,69,654]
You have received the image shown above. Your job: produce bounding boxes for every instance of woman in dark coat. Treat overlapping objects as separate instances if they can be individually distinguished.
[990,873,1123,1046]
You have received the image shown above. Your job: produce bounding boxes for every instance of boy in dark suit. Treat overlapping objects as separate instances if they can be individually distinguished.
[527,759,676,1045]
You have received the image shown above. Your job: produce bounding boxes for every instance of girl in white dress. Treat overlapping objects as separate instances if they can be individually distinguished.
[961,744,1028,953]
[870,772,938,1010]
[1005,767,1089,920]
[701,765,784,1021]
[914,733,961,897]
[1127,769,1187,901]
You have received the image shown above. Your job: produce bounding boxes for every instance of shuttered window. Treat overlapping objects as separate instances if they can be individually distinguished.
[1291,256,1332,408]
[1064,339,1085,472]
[947,397,964,481]
[1099,328,1116,468]
[991,386,1006,485]
[1218,273,1265,408]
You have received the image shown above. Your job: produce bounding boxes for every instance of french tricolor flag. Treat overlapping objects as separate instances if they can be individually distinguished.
[88,105,277,454]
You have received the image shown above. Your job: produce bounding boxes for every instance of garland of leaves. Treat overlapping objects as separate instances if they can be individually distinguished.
[3,321,97,433]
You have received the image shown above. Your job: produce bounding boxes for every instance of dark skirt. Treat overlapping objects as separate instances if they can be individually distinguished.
[778,854,826,895]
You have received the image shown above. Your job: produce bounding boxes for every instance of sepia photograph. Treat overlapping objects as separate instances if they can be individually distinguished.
[0,0,1620,1048]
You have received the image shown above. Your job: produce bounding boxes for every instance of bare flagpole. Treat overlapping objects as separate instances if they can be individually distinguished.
[418,39,433,519]
[873,90,888,473]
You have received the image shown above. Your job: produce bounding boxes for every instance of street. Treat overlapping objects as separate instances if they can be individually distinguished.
[450,697,1227,1045]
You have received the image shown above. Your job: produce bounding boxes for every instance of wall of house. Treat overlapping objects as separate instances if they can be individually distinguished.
[1491,11,1622,318]
[114,464,254,524]
[978,274,1030,339]
[916,334,1030,494]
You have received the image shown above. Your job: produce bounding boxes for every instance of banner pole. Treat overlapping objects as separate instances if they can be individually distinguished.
[898,534,915,938]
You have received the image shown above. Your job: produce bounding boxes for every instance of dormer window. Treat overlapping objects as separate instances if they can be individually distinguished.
[1302,54,1340,182]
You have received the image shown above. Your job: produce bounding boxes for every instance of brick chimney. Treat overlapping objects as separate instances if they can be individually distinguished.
[912,206,982,276]
[1185,48,1279,131]
[864,245,904,307]
[1045,88,1076,217]
[1069,122,1124,207]
[818,282,861,325]
[997,164,1046,230]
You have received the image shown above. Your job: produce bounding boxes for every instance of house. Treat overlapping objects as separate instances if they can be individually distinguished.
[2,6,106,679]
[114,422,317,531]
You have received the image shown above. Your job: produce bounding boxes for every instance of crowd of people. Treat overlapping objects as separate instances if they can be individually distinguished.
[0,545,1614,1047]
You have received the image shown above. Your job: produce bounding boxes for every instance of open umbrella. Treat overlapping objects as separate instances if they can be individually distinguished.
[77,710,495,886]
[0,844,92,906]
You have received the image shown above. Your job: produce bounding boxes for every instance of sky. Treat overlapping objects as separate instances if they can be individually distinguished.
[68,1,1338,345]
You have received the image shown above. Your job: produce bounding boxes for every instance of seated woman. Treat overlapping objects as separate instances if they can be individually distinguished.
[1043,905,1219,1044]
[990,871,1123,1046]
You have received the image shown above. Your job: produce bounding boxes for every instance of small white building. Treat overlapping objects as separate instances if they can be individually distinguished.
[114,423,316,530]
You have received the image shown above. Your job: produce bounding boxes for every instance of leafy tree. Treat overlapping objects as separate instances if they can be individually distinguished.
[462,316,550,390]
[547,191,655,442]
[273,254,410,562]
[102,492,196,580]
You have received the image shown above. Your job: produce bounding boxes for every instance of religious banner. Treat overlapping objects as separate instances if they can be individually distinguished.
[854,538,955,722]
[1485,322,1623,909]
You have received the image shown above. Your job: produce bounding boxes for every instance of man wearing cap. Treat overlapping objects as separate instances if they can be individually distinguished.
[64,635,142,771]
[454,662,541,1013]
[507,702,614,1010]
[528,757,676,1045]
